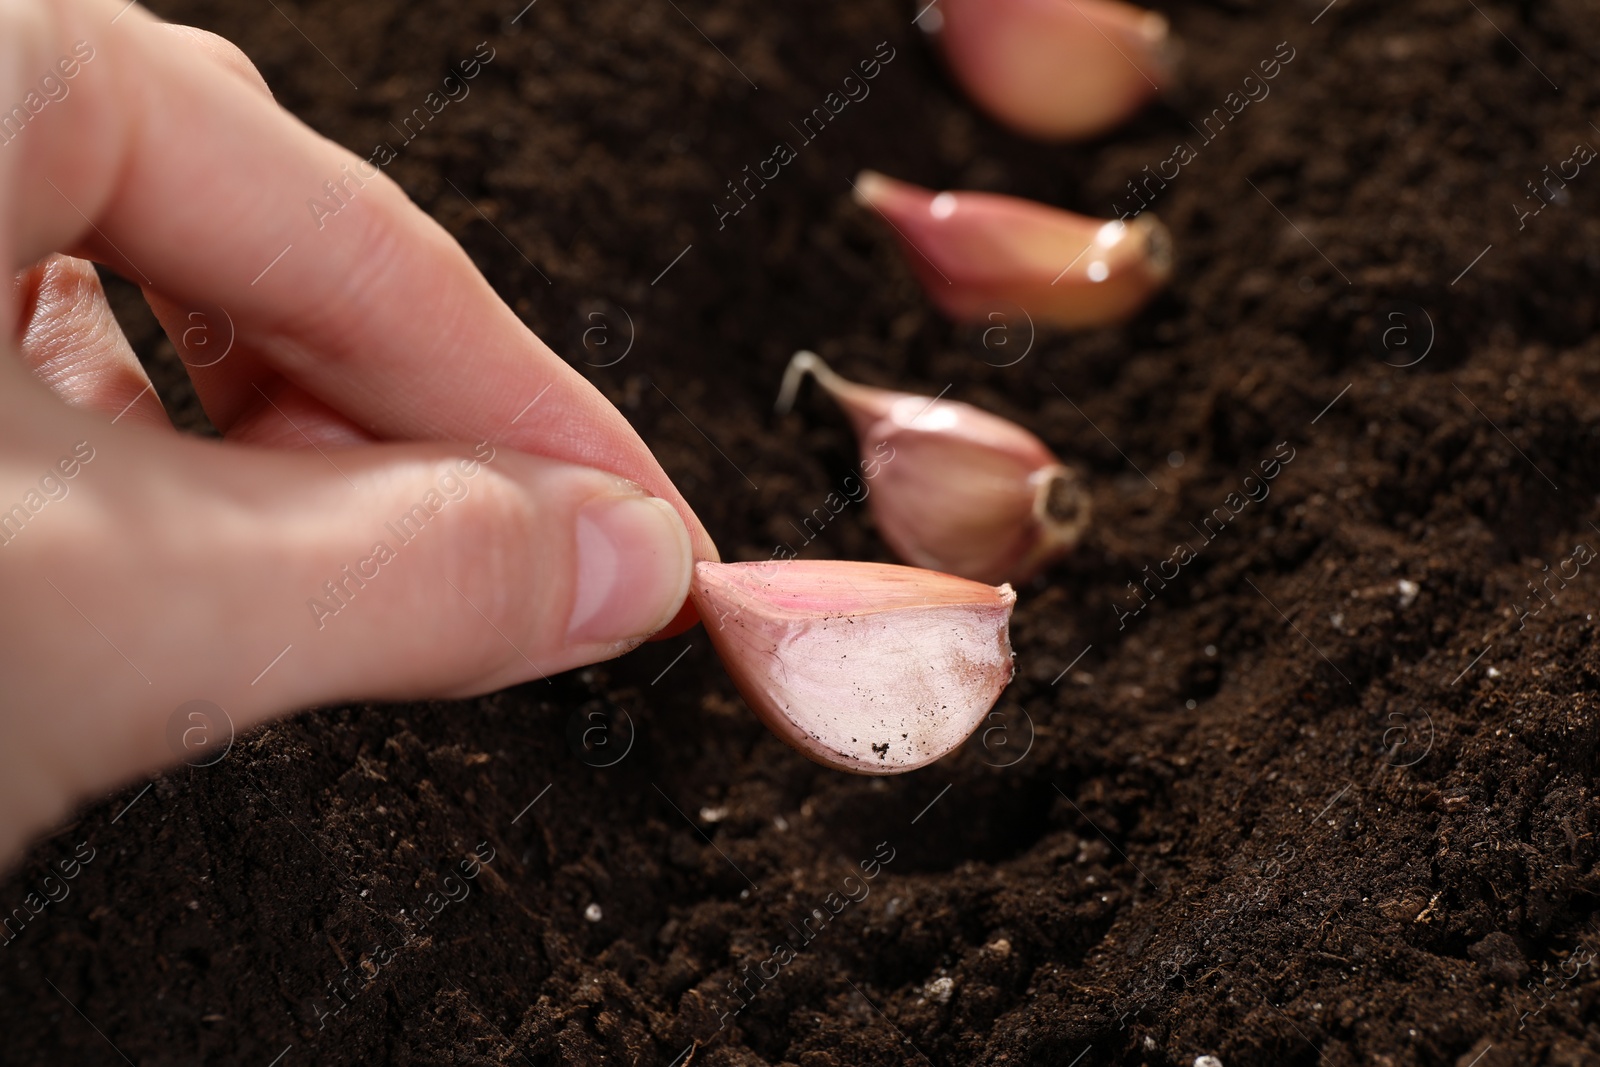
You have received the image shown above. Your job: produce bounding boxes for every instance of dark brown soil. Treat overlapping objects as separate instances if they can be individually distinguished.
[6,0,1600,1063]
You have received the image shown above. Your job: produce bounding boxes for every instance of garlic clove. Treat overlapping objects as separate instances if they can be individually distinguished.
[853,171,1172,330]
[927,0,1174,141]
[778,352,1090,584]
[691,559,1016,774]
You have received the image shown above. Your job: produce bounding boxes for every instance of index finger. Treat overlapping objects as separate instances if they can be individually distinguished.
[3,0,717,565]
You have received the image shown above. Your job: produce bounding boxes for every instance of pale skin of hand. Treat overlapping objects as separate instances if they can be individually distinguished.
[0,0,717,866]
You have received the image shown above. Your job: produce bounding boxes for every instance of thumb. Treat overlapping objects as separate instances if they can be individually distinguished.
[227,441,697,702]
[2,391,692,846]
[150,434,696,707]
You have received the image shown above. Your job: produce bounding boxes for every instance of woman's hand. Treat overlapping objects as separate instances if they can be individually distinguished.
[0,0,714,864]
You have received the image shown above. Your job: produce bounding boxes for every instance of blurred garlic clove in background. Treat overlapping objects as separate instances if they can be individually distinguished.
[922,0,1174,141]
[777,351,1091,585]
[853,171,1172,331]
[691,559,1016,774]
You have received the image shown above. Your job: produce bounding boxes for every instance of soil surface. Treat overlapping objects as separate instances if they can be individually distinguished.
[6,0,1600,1063]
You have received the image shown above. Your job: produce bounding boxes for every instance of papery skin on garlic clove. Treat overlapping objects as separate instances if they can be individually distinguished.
[853,171,1172,331]
[690,559,1016,774]
[777,351,1090,585]
[926,0,1173,141]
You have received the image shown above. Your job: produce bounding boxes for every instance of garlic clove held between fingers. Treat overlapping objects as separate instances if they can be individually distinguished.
[691,559,1016,774]
[777,351,1090,585]
[853,171,1172,331]
[926,0,1174,141]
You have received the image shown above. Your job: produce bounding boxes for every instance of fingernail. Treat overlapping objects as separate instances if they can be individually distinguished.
[568,495,694,645]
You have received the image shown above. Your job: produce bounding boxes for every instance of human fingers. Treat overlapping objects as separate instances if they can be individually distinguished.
[7,0,718,568]
[0,359,692,862]
[140,20,378,448]
[14,254,169,429]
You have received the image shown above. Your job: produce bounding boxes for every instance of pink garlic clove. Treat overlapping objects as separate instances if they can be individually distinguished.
[853,171,1172,331]
[777,352,1090,585]
[926,0,1174,141]
[691,559,1016,774]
